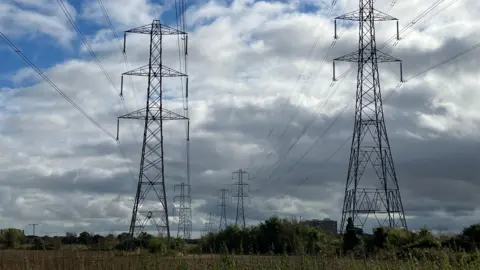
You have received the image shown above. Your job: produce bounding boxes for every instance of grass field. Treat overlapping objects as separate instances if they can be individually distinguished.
[0,250,479,269]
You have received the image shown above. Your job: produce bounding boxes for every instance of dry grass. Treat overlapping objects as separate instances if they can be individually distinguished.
[0,250,478,269]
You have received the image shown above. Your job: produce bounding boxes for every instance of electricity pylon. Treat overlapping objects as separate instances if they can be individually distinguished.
[174,182,192,239]
[28,223,39,236]
[218,189,229,231]
[232,169,249,228]
[333,0,407,233]
[116,20,188,240]
[202,212,214,235]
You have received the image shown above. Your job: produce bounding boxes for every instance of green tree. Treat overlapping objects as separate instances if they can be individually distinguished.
[137,232,153,248]
[78,231,92,245]
[32,237,45,250]
[199,216,338,255]
[63,232,77,244]
[100,234,117,250]
[0,228,25,248]
[461,223,480,250]
[259,216,282,253]
[147,236,167,254]
[410,227,440,249]
[384,227,412,248]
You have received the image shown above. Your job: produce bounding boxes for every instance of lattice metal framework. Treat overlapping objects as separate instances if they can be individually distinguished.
[116,20,188,240]
[174,0,193,243]
[202,212,215,235]
[333,0,407,233]
[174,183,192,239]
[218,189,229,231]
[232,169,250,228]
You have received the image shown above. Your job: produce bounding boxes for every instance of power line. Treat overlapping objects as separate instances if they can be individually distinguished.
[96,0,141,109]
[246,0,401,178]
[62,0,149,206]
[56,0,119,94]
[278,35,480,201]
[252,0,460,191]
[0,32,116,140]
[407,41,479,82]
[57,2,150,209]
[58,0,141,149]
[252,77,347,191]
[1,30,145,218]
[246,0,341,175]
[173,0,192,239]
[93,3,183,225]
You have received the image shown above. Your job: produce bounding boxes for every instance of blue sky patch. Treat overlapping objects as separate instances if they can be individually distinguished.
[0,0,321,90]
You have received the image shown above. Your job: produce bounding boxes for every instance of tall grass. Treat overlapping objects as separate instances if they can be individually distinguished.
[0,249,479,269]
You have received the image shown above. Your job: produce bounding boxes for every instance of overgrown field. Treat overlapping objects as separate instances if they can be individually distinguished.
[0,250,479,270]
[1,217,480,269]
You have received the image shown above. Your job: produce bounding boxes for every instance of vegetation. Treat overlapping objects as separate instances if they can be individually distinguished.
[0,218,479,269]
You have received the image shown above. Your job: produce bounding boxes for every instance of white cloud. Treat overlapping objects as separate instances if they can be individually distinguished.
[0,0,77,45]
[81,0,164,28]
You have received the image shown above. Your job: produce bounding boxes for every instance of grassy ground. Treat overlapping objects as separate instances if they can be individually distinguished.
[0,250,479,269]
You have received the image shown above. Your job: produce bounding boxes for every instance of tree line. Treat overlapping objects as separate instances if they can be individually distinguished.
[1,216,479,259]
[0,229,189,253]
[199,216,480,258]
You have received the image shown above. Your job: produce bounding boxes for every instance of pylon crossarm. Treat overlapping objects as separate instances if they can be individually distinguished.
[335,9,397,21]
[118,107,188,120]
[125,21,186,35]
[116,108,187,141]
[334,50,400,63]
[376,50,401,62]
[123,21,185,54]
[122,65,187,77]
[333,50,402,81]
[334,51,360,63]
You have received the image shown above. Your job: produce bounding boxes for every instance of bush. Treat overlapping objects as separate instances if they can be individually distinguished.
[200,217,340,255]
[147,237,167,254]
[31,237,46,250]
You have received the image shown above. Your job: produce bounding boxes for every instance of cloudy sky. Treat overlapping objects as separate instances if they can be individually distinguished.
[1,0,479,238]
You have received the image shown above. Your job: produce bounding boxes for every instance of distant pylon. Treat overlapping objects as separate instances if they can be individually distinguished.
[116,20,188,240]
[28,223,39,237]
[174,183,192,239]
[218,189,229,231]
[333,0,407,232]
[173,0,193,240]
[232,169,250,228]
[202,212,214,235]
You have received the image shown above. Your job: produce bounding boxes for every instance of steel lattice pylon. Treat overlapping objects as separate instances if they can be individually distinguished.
[174,182,192,239]
[202,212,215,236]
[218,189,229,231]
[333,0,407,233]
[116,20,188,240]
[232,169,249,228]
